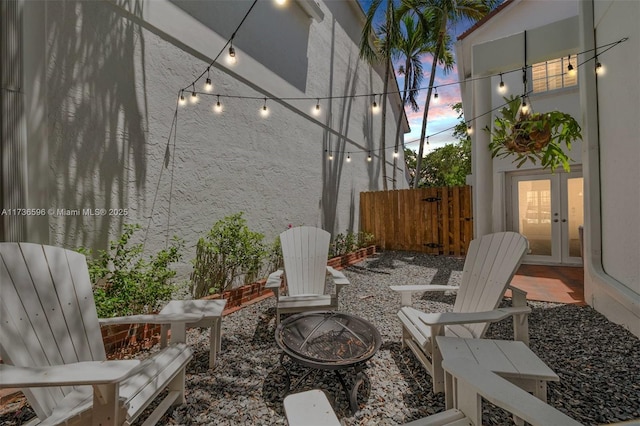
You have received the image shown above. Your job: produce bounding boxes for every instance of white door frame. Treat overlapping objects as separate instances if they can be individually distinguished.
[506,167,583,265]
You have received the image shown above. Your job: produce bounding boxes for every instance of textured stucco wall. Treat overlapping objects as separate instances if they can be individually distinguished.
[23,0,407,277]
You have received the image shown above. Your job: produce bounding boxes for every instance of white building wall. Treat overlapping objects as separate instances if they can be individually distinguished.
[455,0,581,237]
[18,0,407,276]
[456,0,639,336]
[580,0,640,337]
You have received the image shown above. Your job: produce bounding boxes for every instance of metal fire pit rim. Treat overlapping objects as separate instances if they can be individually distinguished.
[274,310,382,369]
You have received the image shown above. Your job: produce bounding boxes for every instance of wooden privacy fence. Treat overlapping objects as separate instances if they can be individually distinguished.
[360,186,473,256]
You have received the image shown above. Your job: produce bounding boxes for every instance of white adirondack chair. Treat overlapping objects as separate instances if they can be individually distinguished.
[0,242,203,426]
[284,359,583,426]
[390,231,531,393]
[266,226,349,324]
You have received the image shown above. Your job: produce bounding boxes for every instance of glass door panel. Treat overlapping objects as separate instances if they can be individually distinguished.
[516,179,552,256]
[565,177,584,261]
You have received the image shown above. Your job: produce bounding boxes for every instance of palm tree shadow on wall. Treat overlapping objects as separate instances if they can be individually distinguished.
[48,0,147,251]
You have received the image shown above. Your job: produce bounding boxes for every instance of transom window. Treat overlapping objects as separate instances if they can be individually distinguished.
[531,54,578,93]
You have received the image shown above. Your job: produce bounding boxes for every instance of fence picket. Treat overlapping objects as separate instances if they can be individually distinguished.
[359,186,473,255]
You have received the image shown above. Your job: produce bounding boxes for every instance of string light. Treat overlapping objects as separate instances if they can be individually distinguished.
[214,95,222,113]
[260,98,269,117]
[346,153,352,162]
[467,124,473,135]
[393,150,399,158]
[367,152,372,162]
[567,55,576,77]
[433,87,439,102]
[190,84,198,104]
[179,90,186,106]
[328,151,333,160]
[312,99,321,116]
[227,40,237,65]
[595,57,604,75]
[371,95,380,114]
[205,68,213,92]
[521,97,529,114]
[498,73,506,93]
[426,136,429,145]
[274,0,287,5]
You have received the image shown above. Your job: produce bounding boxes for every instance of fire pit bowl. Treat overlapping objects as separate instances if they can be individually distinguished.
[274,311,382,413]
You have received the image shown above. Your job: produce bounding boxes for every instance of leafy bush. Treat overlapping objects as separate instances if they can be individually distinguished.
[329,230,375,258]
[191,212,267,298]
[78,224,183,318]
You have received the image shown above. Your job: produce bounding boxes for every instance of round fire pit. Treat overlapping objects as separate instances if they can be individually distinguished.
[275,311,381,413]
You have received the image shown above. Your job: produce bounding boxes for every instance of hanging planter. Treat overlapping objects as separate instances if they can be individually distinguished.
[486,95,582,172]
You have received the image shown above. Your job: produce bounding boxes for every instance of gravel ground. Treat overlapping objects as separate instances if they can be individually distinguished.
[2,251,639,425]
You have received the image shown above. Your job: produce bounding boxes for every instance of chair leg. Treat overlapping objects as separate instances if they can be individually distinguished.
[92,383,122,426]
[167,367,187,406]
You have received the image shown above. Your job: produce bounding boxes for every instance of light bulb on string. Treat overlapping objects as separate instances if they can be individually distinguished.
[467,124,473,135]
[521,97,529,114]
[312,99,321,116]
[274,0,287,6]
[367,152,372,162]
[498,73,506,94]
[595,57,604,75]
[328,151,333,161]
[204,68,213,92]
[190,84,198,104]
[213,95,222,113]
[433,87,439,103]
[179,90,186,106]
[227,41,237,65]
[346,153,352,162]
[260,98,269,117]
[567,55,576,77]
[371,95,380,114]
[426,136,430,145]
[393,150,399,158]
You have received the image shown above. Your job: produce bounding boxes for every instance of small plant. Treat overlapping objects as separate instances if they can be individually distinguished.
[486,95,582,172]
[329,230,375,258]
[78,224,183,318]
[191,212,267,298]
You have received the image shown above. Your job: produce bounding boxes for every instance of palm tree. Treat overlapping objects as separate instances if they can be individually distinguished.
[399,0,494,188]
[390,13,431,188]
[359,0,400,191]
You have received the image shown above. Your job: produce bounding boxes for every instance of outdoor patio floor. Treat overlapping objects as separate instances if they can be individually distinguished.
[1,251,638,425]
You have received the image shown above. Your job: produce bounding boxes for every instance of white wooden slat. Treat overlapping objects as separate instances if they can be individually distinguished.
[494,340,559,381]
[57,246,107,361]
[442,359,582,426]
[284,389,341,426]
[0,243,66,418]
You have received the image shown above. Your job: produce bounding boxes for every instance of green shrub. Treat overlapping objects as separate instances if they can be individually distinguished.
[191,212,267,298]
[78,224,183,318]
[329,230,375,258]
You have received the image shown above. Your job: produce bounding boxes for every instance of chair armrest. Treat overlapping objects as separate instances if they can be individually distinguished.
[418,306,531,327]
[442,359,582,426]
[326,266,350,285]
[0,360,141,388]
[390,285,460,306]
[266,270,284,288]
[99,312,204,326]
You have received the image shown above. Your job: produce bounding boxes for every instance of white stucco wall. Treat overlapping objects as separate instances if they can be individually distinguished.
[580,0,640,337]
[19,0,408,277]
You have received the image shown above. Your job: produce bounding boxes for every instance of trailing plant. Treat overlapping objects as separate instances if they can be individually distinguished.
[486,95,582,172]
[78,224,183,318]
[191,212,267,298]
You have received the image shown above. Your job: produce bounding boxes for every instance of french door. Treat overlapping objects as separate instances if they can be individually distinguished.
[508,169,583,265]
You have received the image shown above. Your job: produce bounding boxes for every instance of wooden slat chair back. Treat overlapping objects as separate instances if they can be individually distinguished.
[280,226,331,297]
[0,242,106,419]
[0,242,195,425]
[266,227,350,324]
[391,232,531,393]
[448,231,529,339]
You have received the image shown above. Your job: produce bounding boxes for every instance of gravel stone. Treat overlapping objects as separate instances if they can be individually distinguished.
[1,251,638,425]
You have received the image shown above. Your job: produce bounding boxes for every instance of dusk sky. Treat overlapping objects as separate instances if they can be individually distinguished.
[358,0,477,153]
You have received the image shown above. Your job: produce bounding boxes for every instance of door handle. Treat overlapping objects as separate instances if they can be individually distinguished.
[553,219,559,222]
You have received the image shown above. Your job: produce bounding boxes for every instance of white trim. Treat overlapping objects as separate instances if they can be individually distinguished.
[296,0,324,22]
